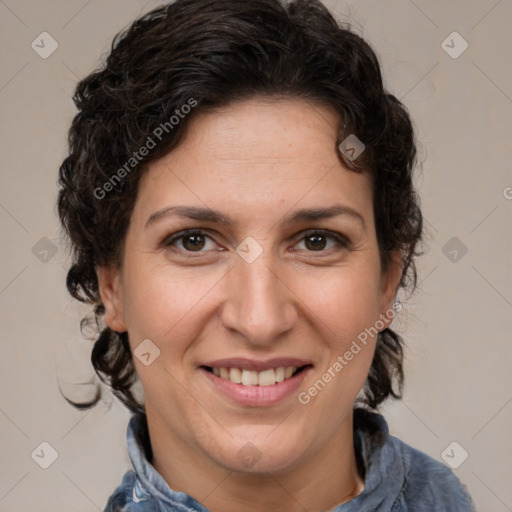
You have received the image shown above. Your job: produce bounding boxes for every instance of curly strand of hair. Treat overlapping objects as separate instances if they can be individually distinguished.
[358,329,404,410]
[90,329,143,414]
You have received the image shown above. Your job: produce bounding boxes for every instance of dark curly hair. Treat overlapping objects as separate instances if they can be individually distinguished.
[57,0,423,415]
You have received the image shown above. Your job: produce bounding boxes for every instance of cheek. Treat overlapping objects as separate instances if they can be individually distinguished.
[119,265,214,409]
[297,270,380,420]
[294,263,382,408]
[121,261,220,353]
[297,264,382,343]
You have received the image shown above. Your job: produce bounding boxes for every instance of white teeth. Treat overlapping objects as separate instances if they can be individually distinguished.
[241,370,258,385]
[229,367,242,384]
[284,366,295,379]
[275,367,285,383]
[258,368,276,386]
[213,366,299,386]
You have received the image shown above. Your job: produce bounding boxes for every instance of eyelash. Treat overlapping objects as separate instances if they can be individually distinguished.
[164,229,351,255]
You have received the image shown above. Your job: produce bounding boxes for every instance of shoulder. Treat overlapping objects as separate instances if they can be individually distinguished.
[353,409,477,511]
[386,435,477,511]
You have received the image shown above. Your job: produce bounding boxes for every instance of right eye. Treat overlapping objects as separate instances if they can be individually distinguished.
[165,230,218,253]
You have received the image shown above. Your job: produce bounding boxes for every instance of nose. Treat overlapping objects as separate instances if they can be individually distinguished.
[220,253,298,346]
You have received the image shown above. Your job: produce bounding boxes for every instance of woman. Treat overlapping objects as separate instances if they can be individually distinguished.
[57,0,477,510]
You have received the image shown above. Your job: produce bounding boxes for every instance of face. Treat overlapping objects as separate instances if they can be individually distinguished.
[98,98,400,476]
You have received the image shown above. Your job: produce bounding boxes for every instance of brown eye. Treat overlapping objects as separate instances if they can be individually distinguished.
[304,233,328,251]
[295,230,351,253]
[182,234,206,251]
[165,230,216,252]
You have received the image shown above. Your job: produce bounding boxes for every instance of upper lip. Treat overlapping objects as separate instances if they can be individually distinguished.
[201,358,313,372]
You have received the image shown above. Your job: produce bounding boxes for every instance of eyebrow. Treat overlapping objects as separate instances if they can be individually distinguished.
[145,204,366,230]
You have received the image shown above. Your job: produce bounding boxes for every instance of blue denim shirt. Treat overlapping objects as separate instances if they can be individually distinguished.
[104,410,477,511]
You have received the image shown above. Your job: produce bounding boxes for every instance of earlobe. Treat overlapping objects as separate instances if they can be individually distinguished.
[96,265,127,333]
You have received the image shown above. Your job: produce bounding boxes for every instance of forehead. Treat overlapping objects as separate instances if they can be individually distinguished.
[133,98,374,230]
[169,98,342,171]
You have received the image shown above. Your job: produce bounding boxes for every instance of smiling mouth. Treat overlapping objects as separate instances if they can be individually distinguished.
[201,365,312,386]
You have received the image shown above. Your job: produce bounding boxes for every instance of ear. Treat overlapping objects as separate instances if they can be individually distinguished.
[96,265,127,333]
[377,250,402,330]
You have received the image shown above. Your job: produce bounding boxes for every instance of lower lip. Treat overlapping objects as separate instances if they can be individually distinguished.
[200,367,312,407]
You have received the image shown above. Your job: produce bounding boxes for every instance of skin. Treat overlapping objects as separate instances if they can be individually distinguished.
[98,97,402,512]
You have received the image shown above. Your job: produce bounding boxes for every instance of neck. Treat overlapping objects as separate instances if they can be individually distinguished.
[147,409,364,512]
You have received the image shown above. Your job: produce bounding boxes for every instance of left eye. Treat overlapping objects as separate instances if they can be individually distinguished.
[295,230,347,252]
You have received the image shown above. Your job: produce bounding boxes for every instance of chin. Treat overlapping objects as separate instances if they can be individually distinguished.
[211,430,310,474]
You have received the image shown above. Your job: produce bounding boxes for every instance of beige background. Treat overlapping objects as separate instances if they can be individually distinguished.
[1,0,511,510]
